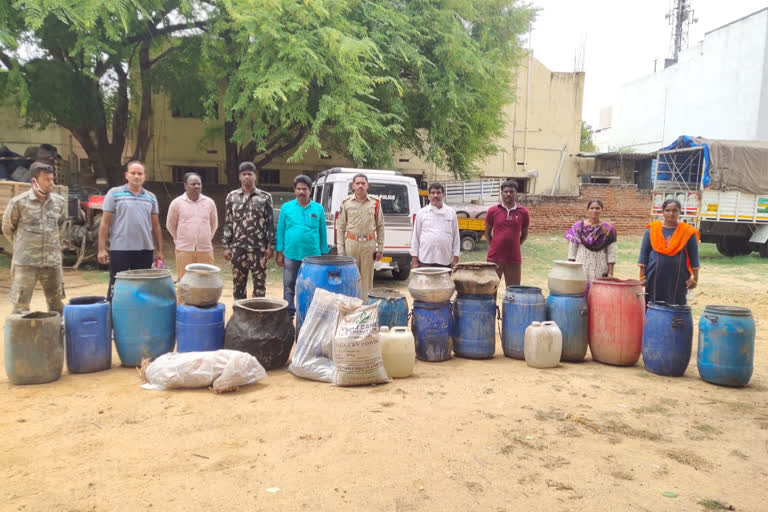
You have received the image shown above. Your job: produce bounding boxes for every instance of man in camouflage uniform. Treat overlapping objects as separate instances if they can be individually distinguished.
[2,162,67,314]
[336,173,385,299]
[222,162,275,300]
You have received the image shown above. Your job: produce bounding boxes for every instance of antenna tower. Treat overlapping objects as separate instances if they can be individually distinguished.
[665,0,698,63]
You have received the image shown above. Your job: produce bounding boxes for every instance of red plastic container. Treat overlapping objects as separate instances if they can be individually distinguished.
[588,278,645,366]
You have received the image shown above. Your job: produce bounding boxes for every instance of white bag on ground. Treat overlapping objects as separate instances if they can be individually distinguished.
[333,303,390,386]
[288,288,363,382]
[141,349,267,393]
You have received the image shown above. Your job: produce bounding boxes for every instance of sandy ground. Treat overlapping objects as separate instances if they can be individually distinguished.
[1,252,767,512]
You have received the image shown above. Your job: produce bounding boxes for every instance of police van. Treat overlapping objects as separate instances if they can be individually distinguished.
[312,168,421,280]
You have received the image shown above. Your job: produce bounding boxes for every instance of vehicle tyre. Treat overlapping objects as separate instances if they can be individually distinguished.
[716,237,752,257]
[392,267,411,281]
[456,211,470,218]
[461,235,477,252]
[760,242,768,259]
[476,211,487,219]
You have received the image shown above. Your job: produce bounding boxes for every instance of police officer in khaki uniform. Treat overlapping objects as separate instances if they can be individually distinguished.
[336,173,385,299]
[2,162,67,314]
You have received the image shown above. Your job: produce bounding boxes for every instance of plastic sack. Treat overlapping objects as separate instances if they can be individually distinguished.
[288,288,362,382]
[333,303,390,387]
[140,349,267,393]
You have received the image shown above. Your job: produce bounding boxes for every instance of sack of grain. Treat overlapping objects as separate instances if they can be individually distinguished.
[289,288,363,382]
[332,303,390,386]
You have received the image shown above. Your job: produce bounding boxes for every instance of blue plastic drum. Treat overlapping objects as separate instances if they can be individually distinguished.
[64,296,112,373]
[177,303,226,352]
[453,294,496,359]
[501,286,546,359]
[296,256,361,333]
[412,301,453,362]
[365,288,409,328]
[642,302,693,377]
[697,305,755,387]
[112,269,176,366]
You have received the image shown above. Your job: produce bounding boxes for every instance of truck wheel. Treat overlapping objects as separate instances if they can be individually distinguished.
[716,237,752,257]
[760,243,768,259]
[461,235,476,252]
[392,267,411,281]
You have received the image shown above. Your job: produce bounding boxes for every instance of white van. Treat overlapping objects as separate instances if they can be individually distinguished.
[313,168,421,280]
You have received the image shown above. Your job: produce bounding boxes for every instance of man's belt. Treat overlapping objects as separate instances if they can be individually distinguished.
[346,232,375,242]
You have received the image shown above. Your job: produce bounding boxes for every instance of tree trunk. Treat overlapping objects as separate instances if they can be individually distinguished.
[131,40,153,163]
[224,120,240,186]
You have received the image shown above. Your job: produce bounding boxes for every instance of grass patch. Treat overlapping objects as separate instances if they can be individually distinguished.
[698,499,735,511]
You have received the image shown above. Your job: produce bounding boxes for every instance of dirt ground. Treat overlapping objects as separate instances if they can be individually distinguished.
[1,250,767,512]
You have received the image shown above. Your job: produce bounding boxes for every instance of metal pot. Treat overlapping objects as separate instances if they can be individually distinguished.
[408,267,455,303]
[452,262,500,296]
[177,263,223,307]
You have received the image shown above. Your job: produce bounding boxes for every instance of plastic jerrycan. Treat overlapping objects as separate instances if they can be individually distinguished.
[379,326,416,378]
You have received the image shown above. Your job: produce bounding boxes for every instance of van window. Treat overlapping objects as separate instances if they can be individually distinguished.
[321,182,334,212]
[367,183,410,215]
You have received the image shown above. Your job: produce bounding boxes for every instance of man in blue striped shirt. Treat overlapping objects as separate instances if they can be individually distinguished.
[98,160,164,299]
[275,175,328,317]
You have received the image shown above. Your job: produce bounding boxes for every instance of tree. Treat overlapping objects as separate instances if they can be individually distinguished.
[0,0,210,185]
[580,121,596,152]
[208,0,535,183]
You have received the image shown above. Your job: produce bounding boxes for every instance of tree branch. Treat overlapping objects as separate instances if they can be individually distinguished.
[253,127,307,169]
[0,50,15,70]
[148,45,179,67]
[125,21,208,44]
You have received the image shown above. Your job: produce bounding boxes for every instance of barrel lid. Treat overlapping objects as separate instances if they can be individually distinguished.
[703,305,752,316]
[505,285,543,294]
[303,255,356,265]
[548,292,586,298]
[592,277,642,287]
[115,269,171,280]
[648,301,691,313]
[368,288,405,299]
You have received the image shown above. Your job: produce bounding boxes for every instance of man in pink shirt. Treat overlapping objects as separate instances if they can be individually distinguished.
[166,173,219,280]
[485,180,529,286]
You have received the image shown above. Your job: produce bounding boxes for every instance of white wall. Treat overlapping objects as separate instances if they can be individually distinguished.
[603,8,768,151]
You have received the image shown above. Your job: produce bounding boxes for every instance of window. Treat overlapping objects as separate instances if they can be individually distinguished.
[259,169,280,185]
[321,183,334,212]
[366,183,410,215]
[172,166,219,184]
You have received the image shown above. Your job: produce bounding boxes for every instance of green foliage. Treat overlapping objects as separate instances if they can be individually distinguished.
[214,0,535,178]
[580,120,596,152]
[0,0,210,182]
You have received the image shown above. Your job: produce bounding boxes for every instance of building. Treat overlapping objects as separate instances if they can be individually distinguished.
[595,7,768,152]
[1,55,585,194]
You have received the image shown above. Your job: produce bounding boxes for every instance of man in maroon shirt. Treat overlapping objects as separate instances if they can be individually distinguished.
[485,180,529,286]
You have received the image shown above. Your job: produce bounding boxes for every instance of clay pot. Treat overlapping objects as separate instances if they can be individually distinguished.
[547,260,588,295]
[224,298,295,370]
[178,264,223,307]
[408,268,455,303]
[452,262,500,296]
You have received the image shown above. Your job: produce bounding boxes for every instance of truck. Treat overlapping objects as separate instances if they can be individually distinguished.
[652,136,768,258]
[418,189,487,251]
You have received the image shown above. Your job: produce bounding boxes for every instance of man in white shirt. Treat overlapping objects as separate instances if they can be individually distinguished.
[410,182,460,268]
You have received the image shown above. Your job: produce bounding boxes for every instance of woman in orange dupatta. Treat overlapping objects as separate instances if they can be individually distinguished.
[638,199,700,305]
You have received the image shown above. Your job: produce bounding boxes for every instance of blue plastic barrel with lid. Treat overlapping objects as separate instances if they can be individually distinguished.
[296,255,361,333]
[64,296,112,373]
[112,269,176,366]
